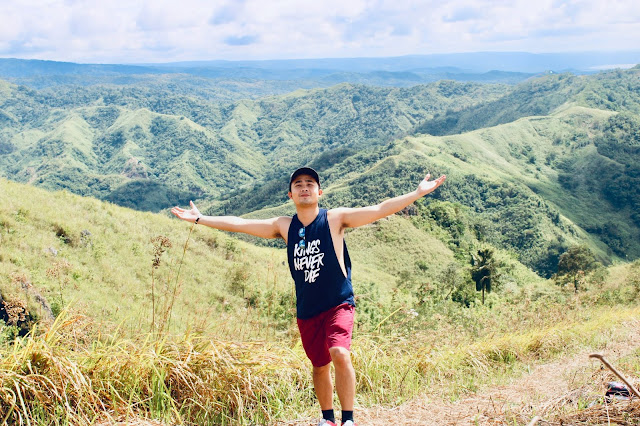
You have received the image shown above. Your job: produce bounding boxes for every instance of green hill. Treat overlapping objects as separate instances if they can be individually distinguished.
[214,104,640,275]
[415,67,640,135]
[404,68,640,269]
[0,80,507,212]
[2,67,640,275]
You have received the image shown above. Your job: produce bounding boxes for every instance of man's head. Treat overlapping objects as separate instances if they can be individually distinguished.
[288,167,322,206]
[289,167,320,191]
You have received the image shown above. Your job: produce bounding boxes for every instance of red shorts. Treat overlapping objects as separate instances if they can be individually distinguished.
[297,303,355,367]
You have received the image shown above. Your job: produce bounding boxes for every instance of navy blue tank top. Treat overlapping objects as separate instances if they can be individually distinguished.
[287,209,355,319]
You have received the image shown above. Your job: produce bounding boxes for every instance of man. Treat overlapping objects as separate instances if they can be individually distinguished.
[171,167,446,426]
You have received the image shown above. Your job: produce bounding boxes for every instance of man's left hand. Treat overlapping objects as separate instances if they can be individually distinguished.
[417,173,446,196]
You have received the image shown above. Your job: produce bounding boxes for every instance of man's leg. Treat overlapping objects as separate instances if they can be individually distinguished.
[313,362,334,410]
[329,346,355,411]
[297,314,335,422]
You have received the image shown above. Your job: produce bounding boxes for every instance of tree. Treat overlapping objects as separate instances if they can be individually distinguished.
[438,262,463,301]
[470,248,498,305]
[555,245,599,293]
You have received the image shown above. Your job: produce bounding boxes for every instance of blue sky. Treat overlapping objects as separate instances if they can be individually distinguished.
[1,0,639,64]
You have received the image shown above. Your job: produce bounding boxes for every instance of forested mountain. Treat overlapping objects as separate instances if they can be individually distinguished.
[0,79,507,211]
[1,65,640,278]
[211,68,640,275]
[0,58,534,94]
[416,67,640,135]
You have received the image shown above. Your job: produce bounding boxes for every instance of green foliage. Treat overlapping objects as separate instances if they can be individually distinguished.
[105,180,194,213]
[50,301,62,318]
[427,176,572,277]
[353,280,387,331]
[551,111,640,258]
[435,262,465,301]
[0,319,20,343]
[629,260,640,296]
[579,68,640,114]
[592,113,640,226]
[426,201,466,245]
[227,263,251,298]
[556,245,600,292]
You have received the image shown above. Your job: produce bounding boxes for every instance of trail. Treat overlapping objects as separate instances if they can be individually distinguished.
[353,319,640,425]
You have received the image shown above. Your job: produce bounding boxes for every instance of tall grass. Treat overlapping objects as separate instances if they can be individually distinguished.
[1,294,638,424]
[0,310,314,425]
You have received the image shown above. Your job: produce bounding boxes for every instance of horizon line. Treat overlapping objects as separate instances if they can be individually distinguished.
[1,49,640,67]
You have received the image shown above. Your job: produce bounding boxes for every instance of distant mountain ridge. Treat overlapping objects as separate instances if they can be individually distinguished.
[150,51,640,73]
[0,57,536,91]
[2,51,638,93]
[3,51,639,78]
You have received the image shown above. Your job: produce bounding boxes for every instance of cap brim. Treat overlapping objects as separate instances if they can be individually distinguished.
[289,167,320,187]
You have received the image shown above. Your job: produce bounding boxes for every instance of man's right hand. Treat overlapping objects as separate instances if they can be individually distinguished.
[171,200,201,223]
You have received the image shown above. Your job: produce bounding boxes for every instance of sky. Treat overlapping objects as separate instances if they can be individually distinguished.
[1,0,639,64]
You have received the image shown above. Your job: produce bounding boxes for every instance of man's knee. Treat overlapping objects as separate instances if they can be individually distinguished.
[329,346,352,368]
[313,362,331,376]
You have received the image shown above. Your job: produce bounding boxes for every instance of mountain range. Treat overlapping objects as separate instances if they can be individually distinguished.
[0,58,639,280]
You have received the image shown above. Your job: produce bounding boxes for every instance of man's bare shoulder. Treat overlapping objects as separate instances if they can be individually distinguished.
[326,207,350,217]
[276,216,293,225]
[275,216,293,239]
[326,208,351,231]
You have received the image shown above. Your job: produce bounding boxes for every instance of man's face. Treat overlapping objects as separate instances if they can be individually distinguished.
[288,174,322,206]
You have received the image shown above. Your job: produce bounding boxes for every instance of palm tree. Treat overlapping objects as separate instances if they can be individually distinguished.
[470,248,497,305]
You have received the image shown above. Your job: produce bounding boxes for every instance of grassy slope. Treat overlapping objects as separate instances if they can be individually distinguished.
[412,105,622,258]
[0,176,481,335]
[2,173,640,423]
[411,105,635,261]
[0,178,289,336]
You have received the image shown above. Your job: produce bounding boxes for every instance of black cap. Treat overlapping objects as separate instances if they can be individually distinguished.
[289,167,320,190]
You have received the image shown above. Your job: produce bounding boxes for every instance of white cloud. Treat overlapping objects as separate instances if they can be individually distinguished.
[0,0,638,62]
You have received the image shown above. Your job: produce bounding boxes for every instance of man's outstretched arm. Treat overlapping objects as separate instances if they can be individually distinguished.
[171,201,290,240]
[333,173,446,229]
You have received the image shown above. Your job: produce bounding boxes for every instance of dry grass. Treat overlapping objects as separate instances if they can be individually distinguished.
[0,311,314,425]
[350,317,640,425]
[2,308,639,425]
[554,399,640,424]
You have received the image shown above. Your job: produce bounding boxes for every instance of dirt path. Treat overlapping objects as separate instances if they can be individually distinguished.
[353,319,640,425]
